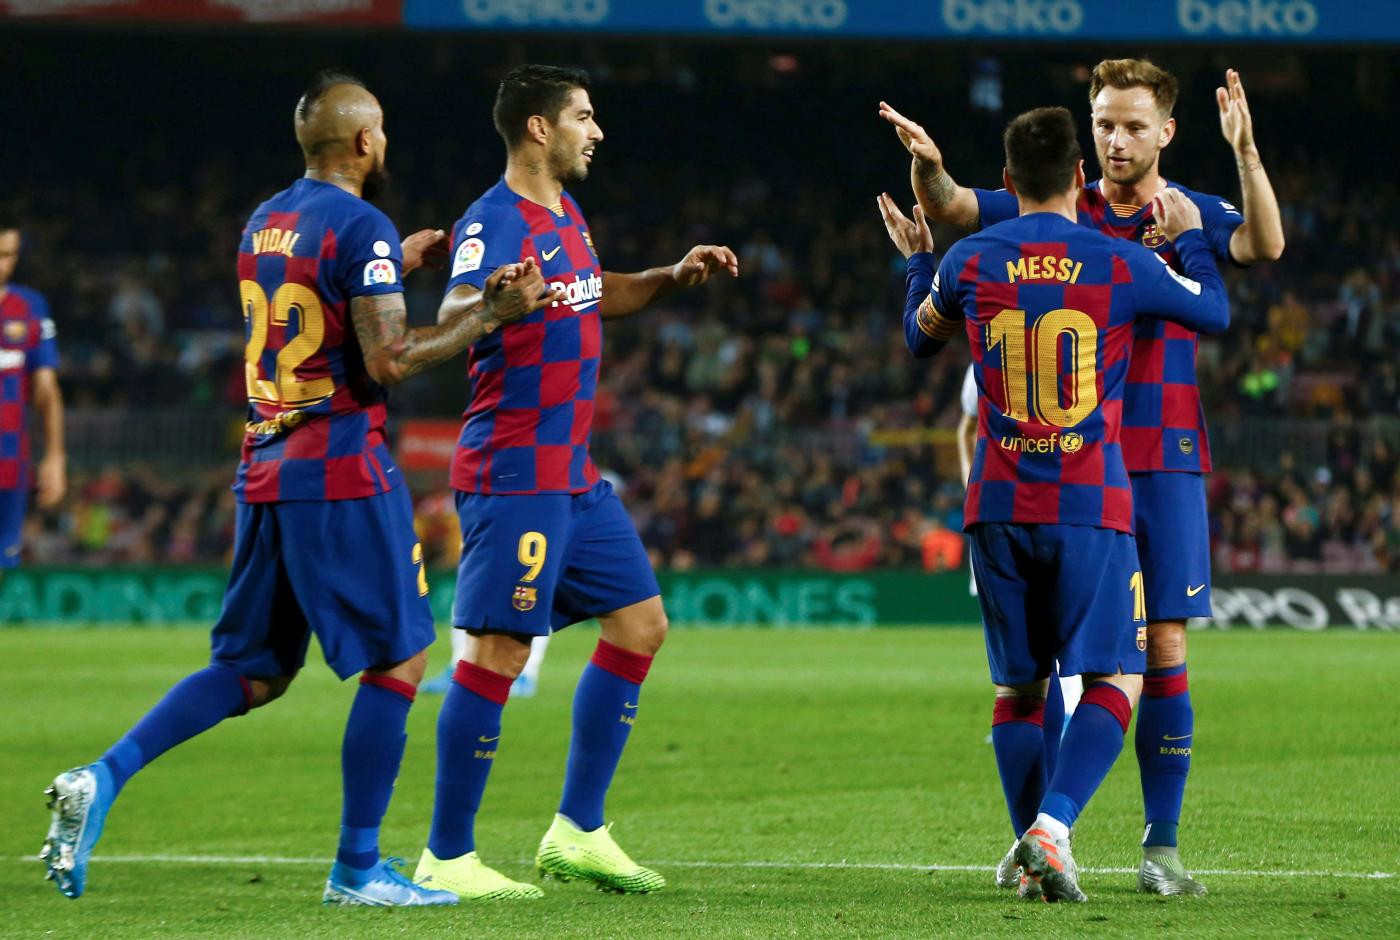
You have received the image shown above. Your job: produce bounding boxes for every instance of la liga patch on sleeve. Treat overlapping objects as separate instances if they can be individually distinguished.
[453,238,485,277]
[363,259,397,286]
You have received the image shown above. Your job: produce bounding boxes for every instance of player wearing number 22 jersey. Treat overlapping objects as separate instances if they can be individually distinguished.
[37,74,512,907]
[899,106,1229,903]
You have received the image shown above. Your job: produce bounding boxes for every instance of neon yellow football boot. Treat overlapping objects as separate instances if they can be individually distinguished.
[412,848,543,900]
[535,814,665,893]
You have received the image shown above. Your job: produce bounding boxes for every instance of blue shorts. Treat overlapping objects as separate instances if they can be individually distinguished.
[0,485,25,568]
[452,479,660,637]
[1131,471,1211,621]
[210,486,436,680]
[969,522,1146,685]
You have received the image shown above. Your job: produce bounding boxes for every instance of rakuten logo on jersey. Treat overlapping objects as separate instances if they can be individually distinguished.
[1178,0,1318,35]
[552,273,603,310]
[461,0,608,26]
[942,0,1083,34]
[0,349,26,371]
[704,0,847,30]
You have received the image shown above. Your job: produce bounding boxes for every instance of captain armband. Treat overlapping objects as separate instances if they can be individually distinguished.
[916,295,960,341]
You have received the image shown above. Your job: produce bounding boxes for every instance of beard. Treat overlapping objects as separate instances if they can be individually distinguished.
[1099,151,1154,187]
[362,159,391,201]
[549,145,589,185]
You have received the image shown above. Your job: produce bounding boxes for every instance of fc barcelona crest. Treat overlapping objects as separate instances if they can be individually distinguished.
[512,585,538,612]
[4,321,28,342]
[1141,223,1167,249]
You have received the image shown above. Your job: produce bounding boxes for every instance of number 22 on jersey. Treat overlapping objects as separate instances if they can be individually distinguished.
[986,307,1099,428]
[241,280,334,408]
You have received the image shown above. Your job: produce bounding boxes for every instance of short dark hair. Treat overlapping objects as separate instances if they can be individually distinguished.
[296,69,367,121]
[0,212,18,235]
[492,64,591,147]
[1003,107,1082,203]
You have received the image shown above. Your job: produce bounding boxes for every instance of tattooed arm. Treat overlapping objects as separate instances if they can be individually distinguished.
[878,101,982,231]
[352,259,560,386]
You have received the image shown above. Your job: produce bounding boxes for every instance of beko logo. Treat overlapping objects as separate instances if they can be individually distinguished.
[942,0,1084,34]
[704,0,847,30]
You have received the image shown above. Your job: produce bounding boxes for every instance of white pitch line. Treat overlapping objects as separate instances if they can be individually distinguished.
[12,855,1396,880]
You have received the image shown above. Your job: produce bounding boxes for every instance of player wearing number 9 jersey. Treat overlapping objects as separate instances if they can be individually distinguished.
[416,65,738,901]
[898,108,1227,902]
[40,71,554,908]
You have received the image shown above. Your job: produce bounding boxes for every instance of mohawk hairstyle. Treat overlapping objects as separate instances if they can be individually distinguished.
[296,69,368,122]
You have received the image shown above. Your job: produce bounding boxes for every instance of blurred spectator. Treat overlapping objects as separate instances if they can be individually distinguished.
[4,37,1397,575]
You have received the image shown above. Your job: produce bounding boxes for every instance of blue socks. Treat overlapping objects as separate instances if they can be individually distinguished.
[99,664,250,796]
[1137,664,1192,848]
[1040,682,1133,829]
[558,640,654,832]
[337,675,416,870]
[427,661,512,860]
[990,696,1046,837]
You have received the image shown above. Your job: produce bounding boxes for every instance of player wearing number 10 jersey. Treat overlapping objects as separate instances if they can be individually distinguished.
[897,108,1228,901]
[40,71,553,907]
[884,60,1283,893]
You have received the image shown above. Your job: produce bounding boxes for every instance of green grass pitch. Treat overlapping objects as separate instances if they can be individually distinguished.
[2,626,1397,937]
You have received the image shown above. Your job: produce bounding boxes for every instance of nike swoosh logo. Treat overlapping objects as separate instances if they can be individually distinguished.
[1186,584,1206,596]
[478,735,500,743]
[541,246,561,261]
[623,702,639,710]
[1163,734,1192,741]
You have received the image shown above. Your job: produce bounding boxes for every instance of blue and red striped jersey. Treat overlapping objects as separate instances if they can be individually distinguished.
[975,180,1242,473]
[445,178,603,495]
[0,285,58,490]
[233,177,405,503]
[904,212,1229,533]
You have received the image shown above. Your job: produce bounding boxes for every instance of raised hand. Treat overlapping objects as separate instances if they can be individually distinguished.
[1217,68,1255,154]
[877,193,934,259]
[672,244,739,287]
[400,228,449,275]
[483,257,562,325]
[878,101,944,169]
[1153,189,1203,241]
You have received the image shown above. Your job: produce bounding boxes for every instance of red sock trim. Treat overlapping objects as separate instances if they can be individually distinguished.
[360,673,417,703]
[236,675,253,715]
[1081,683,1133,733]
[453,660,513,706]
[591,640,653,684]
[991,697,1045,727]
[1143,671,1189,698]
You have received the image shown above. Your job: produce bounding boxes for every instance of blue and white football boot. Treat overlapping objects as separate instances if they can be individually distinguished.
[41,763,115,899]
[323,856,459,906]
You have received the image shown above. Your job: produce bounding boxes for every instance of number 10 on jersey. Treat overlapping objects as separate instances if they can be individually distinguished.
[985,307,1099,428]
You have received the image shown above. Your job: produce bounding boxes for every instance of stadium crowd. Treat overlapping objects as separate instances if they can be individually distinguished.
[7,36,1398,573]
